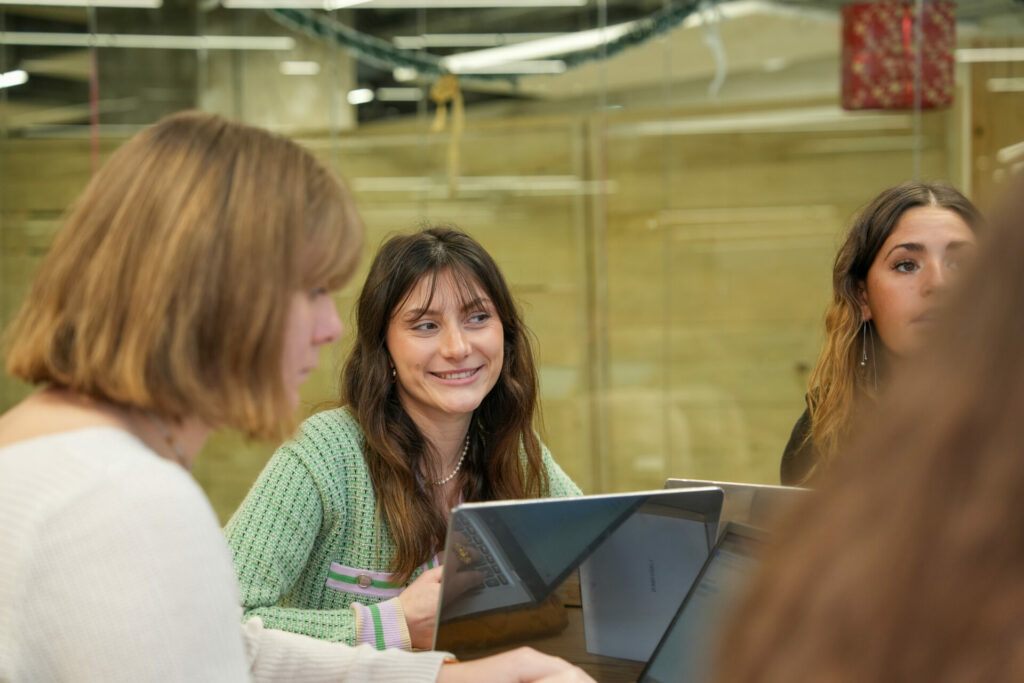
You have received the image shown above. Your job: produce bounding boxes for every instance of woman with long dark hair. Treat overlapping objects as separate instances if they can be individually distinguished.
[226,227,580,651]
[781,181,982,485]
[718,178,1024,682]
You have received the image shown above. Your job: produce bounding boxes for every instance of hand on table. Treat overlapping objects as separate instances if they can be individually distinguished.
[436,647,595,683]
[398,565,443,649]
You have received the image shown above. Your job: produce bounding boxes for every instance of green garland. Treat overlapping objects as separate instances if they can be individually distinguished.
[269,0,704,83]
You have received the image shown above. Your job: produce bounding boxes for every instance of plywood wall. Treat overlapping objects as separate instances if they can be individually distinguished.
[0,95,979,523]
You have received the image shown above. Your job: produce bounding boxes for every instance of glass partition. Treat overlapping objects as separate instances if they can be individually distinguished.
[1,1,1021,520]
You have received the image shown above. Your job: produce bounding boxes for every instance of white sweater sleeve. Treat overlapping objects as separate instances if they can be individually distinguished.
[242,617,447,683]
[11,447,446,683]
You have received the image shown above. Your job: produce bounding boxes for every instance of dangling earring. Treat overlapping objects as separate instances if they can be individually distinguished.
[860,321,878,392]
[860,322,868,367]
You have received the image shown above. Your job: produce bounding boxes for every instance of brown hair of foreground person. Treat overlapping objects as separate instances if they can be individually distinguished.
[716,181,1024,682]
[3,111,361,441]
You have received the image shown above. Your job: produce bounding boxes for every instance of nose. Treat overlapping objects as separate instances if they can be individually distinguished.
[314,298,344,346]
[921,260,950,297]
[440,325,470,359]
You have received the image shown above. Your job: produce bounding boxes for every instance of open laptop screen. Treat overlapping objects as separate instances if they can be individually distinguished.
[664,478,806,533]
[638,523,768,683]
[434,488,724,656]
[473,493,642,588]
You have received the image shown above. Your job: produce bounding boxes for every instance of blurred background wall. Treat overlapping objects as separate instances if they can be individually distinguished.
[1,0,1022,521]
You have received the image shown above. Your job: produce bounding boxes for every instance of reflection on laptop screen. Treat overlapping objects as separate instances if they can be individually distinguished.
[639,525,766,683]
[435,488,725,656]
[484,496,640,586]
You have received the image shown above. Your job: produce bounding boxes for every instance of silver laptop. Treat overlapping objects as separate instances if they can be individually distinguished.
[637,522,770,683]
[664,478,807,533]
[578,488,724,662]
[432,487,724,656]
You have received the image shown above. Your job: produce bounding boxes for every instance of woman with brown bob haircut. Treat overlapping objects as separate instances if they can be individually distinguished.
[226,227,581,651]
[781,181,982,485]
[0,112,590,683]
[716,178,1024,681]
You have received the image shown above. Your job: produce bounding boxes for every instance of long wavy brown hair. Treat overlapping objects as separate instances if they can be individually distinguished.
[343,226,548,583]
[715,178,1024,682]
[800,181,981,484]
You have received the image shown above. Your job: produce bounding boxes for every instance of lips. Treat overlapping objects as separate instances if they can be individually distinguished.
[432,367,480,380]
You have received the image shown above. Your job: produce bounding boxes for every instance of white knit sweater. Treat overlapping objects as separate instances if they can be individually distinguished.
[0,427,448,682]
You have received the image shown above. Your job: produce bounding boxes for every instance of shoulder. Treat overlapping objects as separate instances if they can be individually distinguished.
[780,404,816,486]
[270,408,374,505]
[283,407,367,469]
[1,428,212,526]
[2,431,248,678]
[535,438,582,497]
[293,407,365,450]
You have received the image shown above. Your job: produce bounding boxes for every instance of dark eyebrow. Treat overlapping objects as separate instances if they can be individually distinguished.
[884,242,924,259]
[401,297,492,321]
[460,296,491,313]
[885,239,975,260]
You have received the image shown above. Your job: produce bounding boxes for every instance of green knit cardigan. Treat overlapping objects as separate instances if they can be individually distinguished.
[224,407,581,648]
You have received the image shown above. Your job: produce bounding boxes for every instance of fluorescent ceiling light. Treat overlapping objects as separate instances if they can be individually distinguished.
[440,0,835,73]
[957,48,1024,63]
[0,32,294,50]
[347,88,375,105]
[997,140,1024,165]
[0,0,159,6]
[393,33,559,49]
[342,0,585,6]
[376,87,423,101]
[226,0,582,6]
[442,22,634,72]
[611,106,914,138]
[988,77,1024,93]
[223,0,370,6]
[393,67,419,82]
[280,60,321,75]
[452,59,565,75]
[0,69,28,89]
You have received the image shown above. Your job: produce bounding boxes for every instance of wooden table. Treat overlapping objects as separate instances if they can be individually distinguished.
[437,572,645,683]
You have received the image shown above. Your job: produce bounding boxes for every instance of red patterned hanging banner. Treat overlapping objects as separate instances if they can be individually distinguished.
[841,1,956,110]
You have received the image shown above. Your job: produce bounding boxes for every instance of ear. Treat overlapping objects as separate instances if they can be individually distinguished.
[856,280,872,322]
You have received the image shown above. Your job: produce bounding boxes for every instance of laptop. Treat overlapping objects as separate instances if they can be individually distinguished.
[578,488,724,662]
[664,478,807,533]
[433,487,724,655]
[638,522,770,683]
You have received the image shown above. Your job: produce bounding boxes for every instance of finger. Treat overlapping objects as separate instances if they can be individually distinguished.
[420,565,444,582]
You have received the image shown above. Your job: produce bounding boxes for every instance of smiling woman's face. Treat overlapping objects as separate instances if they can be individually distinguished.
[385,269,504,430]
[860,206,976,360]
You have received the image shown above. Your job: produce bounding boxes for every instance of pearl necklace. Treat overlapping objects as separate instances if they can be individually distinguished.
[433,434,470,486]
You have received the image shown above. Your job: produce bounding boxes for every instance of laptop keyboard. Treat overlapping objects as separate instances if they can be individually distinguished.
[452,515,511,589]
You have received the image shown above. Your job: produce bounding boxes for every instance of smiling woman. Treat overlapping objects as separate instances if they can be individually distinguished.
[386,272,505,437]
[224,226,581,653]
[780,182,983,486]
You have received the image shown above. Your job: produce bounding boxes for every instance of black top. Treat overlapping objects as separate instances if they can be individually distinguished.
[780,404,817,486]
